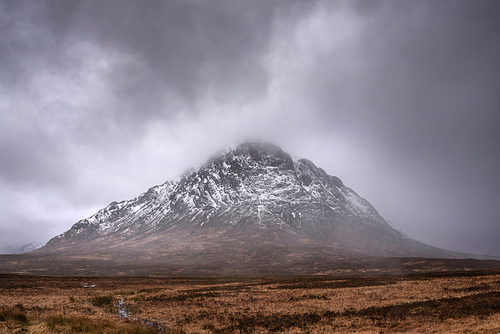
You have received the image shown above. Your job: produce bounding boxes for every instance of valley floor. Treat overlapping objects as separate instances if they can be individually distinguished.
[2,270,500,333]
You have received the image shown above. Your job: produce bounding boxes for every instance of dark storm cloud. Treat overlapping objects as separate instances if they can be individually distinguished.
[40,0,296,119]
[294,0,500,255]
[0,0,314,247]
[0,0,306,184]
[1,0,499,256]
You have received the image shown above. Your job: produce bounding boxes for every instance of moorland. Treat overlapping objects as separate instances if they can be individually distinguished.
[2,268,500,333]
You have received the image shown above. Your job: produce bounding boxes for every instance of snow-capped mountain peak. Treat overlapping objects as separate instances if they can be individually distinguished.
[40,143,454,258]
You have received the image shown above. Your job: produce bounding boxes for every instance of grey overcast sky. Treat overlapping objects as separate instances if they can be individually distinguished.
[1,0,500,256]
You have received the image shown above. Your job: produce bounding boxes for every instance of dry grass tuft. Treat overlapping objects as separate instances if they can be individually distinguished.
[45,314,158,333]
[0,305,29,324]
[340,291,500,321]
[2,271,500,333]
[91,295,115,307]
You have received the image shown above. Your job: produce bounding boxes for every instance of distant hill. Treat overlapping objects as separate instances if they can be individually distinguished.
[0,241,46,254]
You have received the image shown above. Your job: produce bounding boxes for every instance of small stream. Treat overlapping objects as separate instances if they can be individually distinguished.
[116,299,165,332]
[116,299,131,318]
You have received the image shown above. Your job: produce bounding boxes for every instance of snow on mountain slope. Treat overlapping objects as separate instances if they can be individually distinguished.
[0,241,47,254]
[41,143,455,258]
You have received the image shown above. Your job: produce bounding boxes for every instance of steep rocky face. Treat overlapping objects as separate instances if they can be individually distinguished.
[40,143,452,259]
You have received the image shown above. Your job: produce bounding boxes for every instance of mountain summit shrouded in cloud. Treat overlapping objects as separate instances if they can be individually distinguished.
[1,1,500,257]
[37,143,462,264]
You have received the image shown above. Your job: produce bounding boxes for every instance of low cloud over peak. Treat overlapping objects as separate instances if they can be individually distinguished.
[1,0,500,256]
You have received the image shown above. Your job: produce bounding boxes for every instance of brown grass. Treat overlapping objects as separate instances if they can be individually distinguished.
[1,271,500,333]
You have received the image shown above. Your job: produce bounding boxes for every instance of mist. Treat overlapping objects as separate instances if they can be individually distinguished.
[1,0,500,256]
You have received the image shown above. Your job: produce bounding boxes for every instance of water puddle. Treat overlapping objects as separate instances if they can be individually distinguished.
[116,299,130,318]
[115,299,165,332]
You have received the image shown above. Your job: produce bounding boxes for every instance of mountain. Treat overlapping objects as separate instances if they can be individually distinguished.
[36,142,459,268]
[0,241,46,254]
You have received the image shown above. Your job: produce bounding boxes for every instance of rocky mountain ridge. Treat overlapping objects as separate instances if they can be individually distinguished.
[38,143,458,261]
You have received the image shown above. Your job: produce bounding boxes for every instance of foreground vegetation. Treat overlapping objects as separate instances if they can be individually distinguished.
[2,269,500,333]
